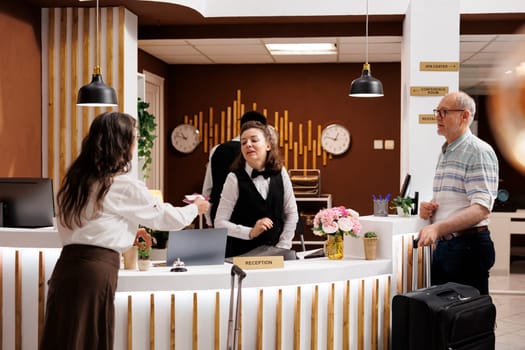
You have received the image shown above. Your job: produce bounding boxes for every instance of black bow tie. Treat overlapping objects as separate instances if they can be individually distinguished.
[251,169,271,179]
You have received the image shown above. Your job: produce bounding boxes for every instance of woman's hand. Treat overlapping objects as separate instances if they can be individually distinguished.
[249,217,273,239]
[193,197,210,215]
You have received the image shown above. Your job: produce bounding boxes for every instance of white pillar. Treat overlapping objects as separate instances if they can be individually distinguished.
[400,0,460,203]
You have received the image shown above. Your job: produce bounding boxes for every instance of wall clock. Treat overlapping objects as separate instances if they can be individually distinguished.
[321,124,351,155]
[171,123,200,154]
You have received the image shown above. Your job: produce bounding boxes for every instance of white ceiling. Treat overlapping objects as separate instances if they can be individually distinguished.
[139,33,525,94]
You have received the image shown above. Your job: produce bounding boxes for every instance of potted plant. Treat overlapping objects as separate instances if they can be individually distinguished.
[390,196,413,217]
[362,231,378,260]
[134,228,154,271]
[137,98,157,178]
[312,206,361,260]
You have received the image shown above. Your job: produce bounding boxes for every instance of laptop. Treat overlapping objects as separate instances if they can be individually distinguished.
[166,228,228,267]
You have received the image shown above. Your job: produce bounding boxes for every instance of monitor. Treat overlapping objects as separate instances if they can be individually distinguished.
[400,174,412,198]
[0,178,55,228]
[166,228,228,266]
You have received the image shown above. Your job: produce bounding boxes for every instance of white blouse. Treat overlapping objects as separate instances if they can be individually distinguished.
[58,174,198,253]
[214,165,299,249]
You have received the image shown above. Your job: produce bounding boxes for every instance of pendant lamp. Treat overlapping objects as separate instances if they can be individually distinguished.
[349,0,384,97]
[77,0,118,107]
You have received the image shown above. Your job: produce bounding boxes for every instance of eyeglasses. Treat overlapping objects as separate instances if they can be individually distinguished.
[433,109,465,118]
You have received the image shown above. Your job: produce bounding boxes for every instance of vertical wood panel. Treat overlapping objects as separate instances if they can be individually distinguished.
[59,8,67,182]
[192,293,198,350]
[118,7,125,110]
[150,294,155,349]
[38,252,45,344]
[326,283,334,350]
[358,280,364,350]
[214,292,220,350]
[310,285,318,350]
[81,8,90,138]
[293,286,301,350]
[127,295,133,350]
[371,279,379,350]
[257,289,264,350]
[343,280,350,350]
[170,294,175,350]
[383,276,391,350]
[71,9,79,158]
[275,289,282,350]
[15,251,21,350]
[47,9,56,181]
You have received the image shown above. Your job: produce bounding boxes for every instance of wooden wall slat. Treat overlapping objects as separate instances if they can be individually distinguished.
[293,286,301,350]
[343,280,350,350]
[59,8,67,182]
[276,289,282,350]
[214,292,220,350]
[326,283,334,350]
[15,251,21,350]
[71,8,79,158]
[127,295,132,350]
[47,9,56,181]
[170,294,175,350]
[81,8,90,138]
[150,293,155,349]
[257,289,264,350]
[118,6,125,110]
[383,276,391,350]
[192,293,198,350]
[310,285,318,350]
[38,252,45,345]
[358,280,364,350]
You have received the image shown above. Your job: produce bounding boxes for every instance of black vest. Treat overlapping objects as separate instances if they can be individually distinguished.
[225,168,284,257]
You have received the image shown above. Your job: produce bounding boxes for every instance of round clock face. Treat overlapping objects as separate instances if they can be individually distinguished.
[171,124,200,154]
[321,124,351,155]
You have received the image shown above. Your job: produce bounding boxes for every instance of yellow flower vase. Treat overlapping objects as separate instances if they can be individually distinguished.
[325,234,344,260]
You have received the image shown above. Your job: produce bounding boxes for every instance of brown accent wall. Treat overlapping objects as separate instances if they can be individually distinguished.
[165,63,401,215]
[0,2,42,177]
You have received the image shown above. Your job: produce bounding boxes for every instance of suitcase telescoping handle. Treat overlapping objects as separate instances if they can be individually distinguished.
[412,238,431,290]
[227,265,247,350]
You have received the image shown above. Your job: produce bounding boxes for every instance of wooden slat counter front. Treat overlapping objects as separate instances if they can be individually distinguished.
[0,227,392,350]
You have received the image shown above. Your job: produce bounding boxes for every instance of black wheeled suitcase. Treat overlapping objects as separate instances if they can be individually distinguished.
[392,239,496,350]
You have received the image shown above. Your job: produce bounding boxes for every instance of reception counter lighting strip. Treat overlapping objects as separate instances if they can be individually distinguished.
[311,285,319,350]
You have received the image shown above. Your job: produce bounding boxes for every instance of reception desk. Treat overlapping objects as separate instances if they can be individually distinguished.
[0,218,426,350]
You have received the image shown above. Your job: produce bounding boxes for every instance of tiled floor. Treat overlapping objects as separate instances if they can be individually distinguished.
[490,261,525,350]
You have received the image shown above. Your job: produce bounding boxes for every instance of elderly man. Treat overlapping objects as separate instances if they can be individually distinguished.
[418,91,499,295]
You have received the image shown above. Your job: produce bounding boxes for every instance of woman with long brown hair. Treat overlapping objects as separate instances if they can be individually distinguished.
[39,111,209,350]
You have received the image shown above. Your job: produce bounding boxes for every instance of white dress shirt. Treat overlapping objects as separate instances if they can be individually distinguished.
[214,165,298,249]
[58,174,198,253]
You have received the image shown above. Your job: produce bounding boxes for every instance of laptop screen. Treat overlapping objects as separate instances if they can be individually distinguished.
[166,228,228,267]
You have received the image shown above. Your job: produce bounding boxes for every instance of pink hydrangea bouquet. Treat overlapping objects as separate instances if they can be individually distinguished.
[312,206,362,238]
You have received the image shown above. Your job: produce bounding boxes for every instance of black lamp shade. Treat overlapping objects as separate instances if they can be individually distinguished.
[77,73,118,107]
[349,64,384,97]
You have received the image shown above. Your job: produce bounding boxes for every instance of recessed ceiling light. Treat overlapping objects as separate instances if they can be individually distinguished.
[265,43,337,55]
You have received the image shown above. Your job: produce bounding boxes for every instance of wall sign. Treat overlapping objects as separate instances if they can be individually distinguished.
[418,114,436,124]
[420,62,459,71]
[410,86,449,96]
